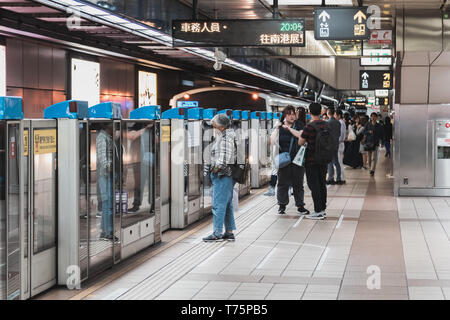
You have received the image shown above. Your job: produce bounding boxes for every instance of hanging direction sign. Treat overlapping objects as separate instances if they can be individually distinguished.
[314,7,370,40]
[172,19,306,47]
[360,70,393,90]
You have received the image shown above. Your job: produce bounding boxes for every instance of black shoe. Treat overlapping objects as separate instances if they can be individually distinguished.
[105,234,119,241]
[370,170,374,176]
[203,234,224,242]
[326,180,336,185]
[222,232,235,242]
[278,205,286,214]
[336,180,346,185]
[128,205,140,212]
[297,206,310,215]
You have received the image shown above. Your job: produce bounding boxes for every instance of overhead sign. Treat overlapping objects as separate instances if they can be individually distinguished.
[314,7,370,40]
[177,101,199,108]
[347,96,367,107]
[376,97,390,106]
[360,70,393,90]
[172,19,306,47]
[361,49,392,66]
[369,30,392,44]
[375,89,389,97]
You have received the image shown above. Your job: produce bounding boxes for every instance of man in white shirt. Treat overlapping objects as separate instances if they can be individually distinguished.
[335,110,347,184]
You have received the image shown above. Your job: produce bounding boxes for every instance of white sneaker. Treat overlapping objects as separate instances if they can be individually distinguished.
[306,211,325,220]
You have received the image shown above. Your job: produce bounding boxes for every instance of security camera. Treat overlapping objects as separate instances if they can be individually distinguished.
[213,48,227,71]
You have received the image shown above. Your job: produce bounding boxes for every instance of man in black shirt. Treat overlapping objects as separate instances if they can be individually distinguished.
[298,103,329,220]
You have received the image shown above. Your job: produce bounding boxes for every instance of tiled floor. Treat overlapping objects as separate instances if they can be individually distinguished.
[37,149,450,300]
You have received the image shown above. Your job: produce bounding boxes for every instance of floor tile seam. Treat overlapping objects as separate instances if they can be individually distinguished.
[412,200,442,283]
[252,214,311,293]
[338,175,405,299]
[311,215,348,278]
[219,208,292,276]
[215,199,284,275]
[127,243,225,300]
[280,218,320,278]
[181,279,211,301]
[118,242,224,299]
[118,248,217,300]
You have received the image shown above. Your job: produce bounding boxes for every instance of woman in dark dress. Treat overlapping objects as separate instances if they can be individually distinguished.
[343,115,363,169]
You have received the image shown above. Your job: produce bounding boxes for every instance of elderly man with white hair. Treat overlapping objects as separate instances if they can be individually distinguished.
[203,113,238,242]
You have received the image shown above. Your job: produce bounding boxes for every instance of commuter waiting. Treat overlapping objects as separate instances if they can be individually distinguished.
[326,107,342,185]
[203,113,237,242]
[298,102,333,220]
[363,112,385,176]
[270,105,309,215]
[384,116,393,158]
[335,109,347,184]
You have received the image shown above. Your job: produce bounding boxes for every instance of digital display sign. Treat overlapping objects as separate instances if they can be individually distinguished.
[172,19,306,47]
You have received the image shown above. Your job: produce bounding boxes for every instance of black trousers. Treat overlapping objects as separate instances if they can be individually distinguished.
[305,163,327,213]
[277,163,305,207]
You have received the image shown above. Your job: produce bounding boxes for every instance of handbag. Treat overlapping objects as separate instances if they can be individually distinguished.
[274,136,294,169]
[292,143,307,167]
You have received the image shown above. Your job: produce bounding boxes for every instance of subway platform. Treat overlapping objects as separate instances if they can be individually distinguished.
[36,152,450,300]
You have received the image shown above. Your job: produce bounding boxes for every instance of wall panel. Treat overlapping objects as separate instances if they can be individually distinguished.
[6,39,23,87]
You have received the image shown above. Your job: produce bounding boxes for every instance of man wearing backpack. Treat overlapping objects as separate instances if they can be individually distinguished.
[298,103,334,220]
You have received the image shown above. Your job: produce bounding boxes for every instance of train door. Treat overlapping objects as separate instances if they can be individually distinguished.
[22,120,57,299]
[87,120,121,276]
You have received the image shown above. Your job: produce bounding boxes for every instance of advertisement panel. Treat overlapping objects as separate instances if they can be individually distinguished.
[138,71,157,107]
[71,58,100,106]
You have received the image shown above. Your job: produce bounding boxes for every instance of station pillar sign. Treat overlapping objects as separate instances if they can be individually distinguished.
[314,7,370,40]
[360,70,393,90]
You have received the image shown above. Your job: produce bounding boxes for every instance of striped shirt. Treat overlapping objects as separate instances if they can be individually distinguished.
[210,128,237,176]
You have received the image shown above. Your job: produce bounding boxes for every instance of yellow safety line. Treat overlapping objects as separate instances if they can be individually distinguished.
[69,187,267,300]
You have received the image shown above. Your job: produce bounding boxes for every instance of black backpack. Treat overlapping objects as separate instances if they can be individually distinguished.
[309,121,334,165]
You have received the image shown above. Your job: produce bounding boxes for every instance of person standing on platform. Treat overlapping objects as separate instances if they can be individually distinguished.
[326,107,341,185]
[335,109,347,184]
[384,116,393,158]
[270,105,309,215]
[363,113,384,176]
[298,102,331,220]
[203,113,237,242]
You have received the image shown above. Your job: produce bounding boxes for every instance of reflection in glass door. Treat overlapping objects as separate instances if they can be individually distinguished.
[122,121,155,228]
[88,122,115,276]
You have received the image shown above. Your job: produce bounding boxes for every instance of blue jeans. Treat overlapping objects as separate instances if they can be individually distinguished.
[327,150,341,181]
[384,140,391,157]
[98,175,113,235]
[211,173,236,237]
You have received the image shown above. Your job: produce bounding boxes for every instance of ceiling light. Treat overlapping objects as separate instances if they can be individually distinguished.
[252,93,259,100]
[183,93,190,100]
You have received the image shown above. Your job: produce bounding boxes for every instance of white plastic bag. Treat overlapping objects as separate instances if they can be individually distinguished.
[292,145,307,167]
[347,126,356,141]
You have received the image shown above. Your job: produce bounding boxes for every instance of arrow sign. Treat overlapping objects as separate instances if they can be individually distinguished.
[319,11,330,23]
[362,72,369,80]
[354,10,367,23]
